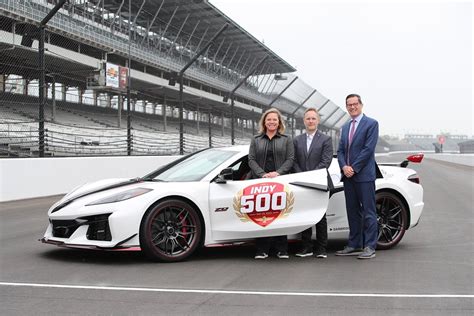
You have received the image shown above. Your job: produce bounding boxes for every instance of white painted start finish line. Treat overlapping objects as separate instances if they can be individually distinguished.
[1,282,473,298]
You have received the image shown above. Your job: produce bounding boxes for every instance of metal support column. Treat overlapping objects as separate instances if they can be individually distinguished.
[212,38,226,61]
[171,24,229,155]
[260,73,273,95]
[251,109,255,135]
[159,6,179,51]
[317,99,330,112]
[110,0,125,33]
[0,74,4,92]
[78,88,84,105]
[168,13,190,53]
[61,85,67,101]
[196,105,200,135]
[208,110,212,148]
[127,0,132,155]
[222,47,239,75]
[225,56,268,145]
[320,107,339,125]
[181,20,200,58]
[221,113,225,136]
[118,94,122,128]
[140,1,164,45]
[218,42,233,68]
[38,0,67,157]
[51,79,56,122]
[194,26,209,55]
[267,76,298,109]
[331,111,348,129]
[163,95,167,132]
[132,0,147,39]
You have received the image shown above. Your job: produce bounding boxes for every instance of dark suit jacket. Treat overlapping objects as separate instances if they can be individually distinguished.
[293,130,333,172]
[337,114,379,182]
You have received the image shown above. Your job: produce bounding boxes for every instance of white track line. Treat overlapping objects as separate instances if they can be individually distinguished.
[1,282,473,298]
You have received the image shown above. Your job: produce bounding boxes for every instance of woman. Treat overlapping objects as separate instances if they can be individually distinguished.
[248,108,294,259]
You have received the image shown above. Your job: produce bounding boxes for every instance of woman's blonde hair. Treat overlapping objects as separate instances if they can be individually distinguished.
[258,108,286,134]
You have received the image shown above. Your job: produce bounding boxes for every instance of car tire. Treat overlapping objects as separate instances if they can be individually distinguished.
[140,199,202,262]
[376,191,407,250]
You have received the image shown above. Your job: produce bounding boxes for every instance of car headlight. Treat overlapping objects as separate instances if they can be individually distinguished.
[87,188,153,206]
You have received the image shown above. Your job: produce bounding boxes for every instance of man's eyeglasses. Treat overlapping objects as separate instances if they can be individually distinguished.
[346,103,359,108]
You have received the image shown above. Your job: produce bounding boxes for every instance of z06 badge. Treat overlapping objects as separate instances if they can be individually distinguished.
[233,182,294,227]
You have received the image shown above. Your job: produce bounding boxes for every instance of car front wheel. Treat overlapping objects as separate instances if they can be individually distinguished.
[376,191,407,250]
[140,199,202,262]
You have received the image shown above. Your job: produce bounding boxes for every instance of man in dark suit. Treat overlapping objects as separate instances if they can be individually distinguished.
[336,94,379,259]
[293,107,333,258]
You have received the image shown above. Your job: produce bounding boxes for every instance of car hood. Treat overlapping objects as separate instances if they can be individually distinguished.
[51,178,140,213]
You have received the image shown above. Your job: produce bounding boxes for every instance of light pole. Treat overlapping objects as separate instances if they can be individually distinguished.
[169,24,229,155]
[38,0,67,157]
[223,56,268,145]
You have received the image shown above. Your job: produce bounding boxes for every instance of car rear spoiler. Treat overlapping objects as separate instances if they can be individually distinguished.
[378,153,424,168]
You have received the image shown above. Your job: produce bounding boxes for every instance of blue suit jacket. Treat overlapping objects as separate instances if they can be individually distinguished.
[337,114,379,182]
[293,130,333,172]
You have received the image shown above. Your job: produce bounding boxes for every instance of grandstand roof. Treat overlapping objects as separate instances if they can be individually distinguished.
[102,0,295,75]
[0,0,346,132]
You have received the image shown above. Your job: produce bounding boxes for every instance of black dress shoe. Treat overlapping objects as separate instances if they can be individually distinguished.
[295,247,313,257]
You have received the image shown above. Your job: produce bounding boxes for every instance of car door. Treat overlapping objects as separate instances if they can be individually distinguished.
[208,168,330,242]
[325,158,350,237]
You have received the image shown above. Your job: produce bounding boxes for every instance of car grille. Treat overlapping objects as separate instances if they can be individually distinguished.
[51,214,112,241]
[52,220,81,238]
[85,214,112,241]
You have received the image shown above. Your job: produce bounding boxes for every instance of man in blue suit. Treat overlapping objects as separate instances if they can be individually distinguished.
[336,94,379,259]
[293,108,333,258]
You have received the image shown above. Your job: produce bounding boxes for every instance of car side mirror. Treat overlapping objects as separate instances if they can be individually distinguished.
[215,167,234,184]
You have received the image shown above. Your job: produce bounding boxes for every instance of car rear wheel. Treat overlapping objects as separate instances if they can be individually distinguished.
[140,199,202,262]
[376,191,407,250]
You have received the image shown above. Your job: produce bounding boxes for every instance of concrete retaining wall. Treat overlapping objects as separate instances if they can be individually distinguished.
[0,156,179,202]
[1,152,472,202]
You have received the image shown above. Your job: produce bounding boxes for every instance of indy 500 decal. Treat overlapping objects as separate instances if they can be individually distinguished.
[233,182,294,227]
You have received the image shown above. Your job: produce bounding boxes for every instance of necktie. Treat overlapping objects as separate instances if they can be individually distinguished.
[347,119,356,164]
[348,119,356,144]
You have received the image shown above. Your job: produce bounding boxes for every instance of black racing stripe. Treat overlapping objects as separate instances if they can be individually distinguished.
[329,187,344,198]
[51,178,142,213]
[289,181,328,192]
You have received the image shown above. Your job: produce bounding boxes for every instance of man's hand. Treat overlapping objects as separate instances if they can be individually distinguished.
[342,165,355,178]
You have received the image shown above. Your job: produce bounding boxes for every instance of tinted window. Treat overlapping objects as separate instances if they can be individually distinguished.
[152,149,237,182]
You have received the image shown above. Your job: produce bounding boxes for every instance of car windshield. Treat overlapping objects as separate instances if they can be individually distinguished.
[150,149,238,182]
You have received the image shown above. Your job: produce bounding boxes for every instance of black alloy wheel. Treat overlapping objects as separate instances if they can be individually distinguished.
[376,191,408,250]
[140,199,202,262]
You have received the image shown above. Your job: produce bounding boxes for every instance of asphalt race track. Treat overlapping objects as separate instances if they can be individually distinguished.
[1,156,473,315]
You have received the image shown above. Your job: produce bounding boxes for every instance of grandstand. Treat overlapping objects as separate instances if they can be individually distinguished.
[0,91,250,157]
[458,140,474,153]
[404,134,468,152]
[0,0,349,157]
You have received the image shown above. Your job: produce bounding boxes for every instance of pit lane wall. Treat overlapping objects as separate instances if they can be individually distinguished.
[423,153,474,167]
[0,156,179,202]
[1,153,472,202]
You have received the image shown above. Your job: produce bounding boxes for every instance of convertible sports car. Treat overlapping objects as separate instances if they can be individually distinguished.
[41,146,424,262]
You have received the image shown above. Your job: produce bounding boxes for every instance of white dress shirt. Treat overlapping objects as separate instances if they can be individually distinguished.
[306,131,316,152]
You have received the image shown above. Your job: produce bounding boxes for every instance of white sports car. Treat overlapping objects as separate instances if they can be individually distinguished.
[41,146,424,262]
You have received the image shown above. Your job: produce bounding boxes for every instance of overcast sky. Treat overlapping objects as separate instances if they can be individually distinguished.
[211,0,473,138]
